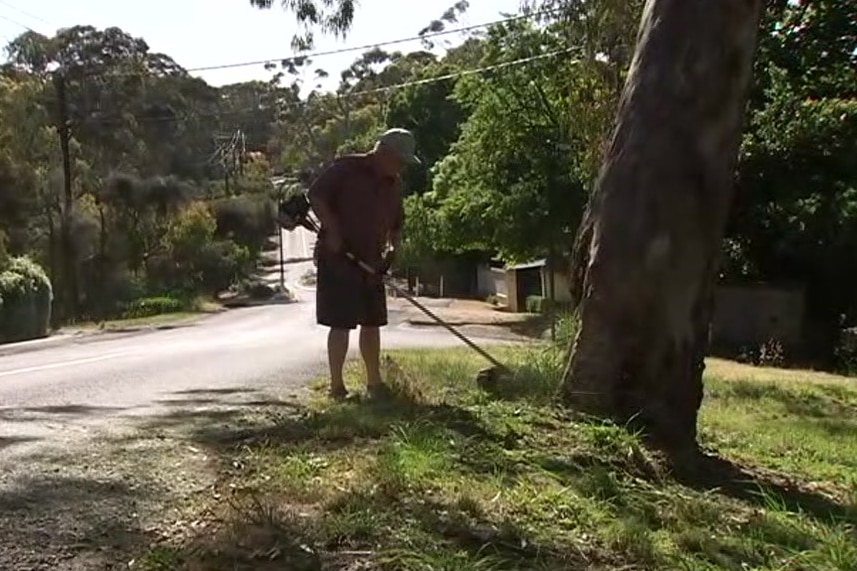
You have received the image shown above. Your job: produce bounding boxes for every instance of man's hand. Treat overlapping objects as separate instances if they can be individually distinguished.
[379,247,397,275]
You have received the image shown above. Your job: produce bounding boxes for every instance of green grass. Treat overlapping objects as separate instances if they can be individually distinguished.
[137,345,857,571]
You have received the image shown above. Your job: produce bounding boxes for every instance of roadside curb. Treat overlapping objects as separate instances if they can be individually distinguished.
[0,329,150,358]
[220,295,298,308]
[0,334,83,357]
[0,311,222,358]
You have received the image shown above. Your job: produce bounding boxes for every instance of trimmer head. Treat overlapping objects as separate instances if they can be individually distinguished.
[277,192,316,232]
[475,365,513,391]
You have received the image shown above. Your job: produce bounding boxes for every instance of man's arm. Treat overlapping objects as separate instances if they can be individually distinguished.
[307,162,343,244]
[389,177,405,251]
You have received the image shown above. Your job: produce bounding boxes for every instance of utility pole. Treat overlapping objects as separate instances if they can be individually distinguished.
[54,72,78,320]
[548,243,557,342]
[238,130,246,176]
[274,182,286,291]
[278,220,285,290]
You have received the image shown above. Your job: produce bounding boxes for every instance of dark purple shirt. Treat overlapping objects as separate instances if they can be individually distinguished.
[307,153,404,266]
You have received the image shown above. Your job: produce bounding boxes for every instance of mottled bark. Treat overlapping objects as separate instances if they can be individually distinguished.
[562,0,764,447]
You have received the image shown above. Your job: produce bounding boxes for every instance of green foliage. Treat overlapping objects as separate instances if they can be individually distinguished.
[248,0,355,50]
[409,8,638,264]
[149,202,253,295]
[0,256,53,343]
[554,311,580,348]
[164,202,218,258]
[724,0,857,363]
[386,62,468,195]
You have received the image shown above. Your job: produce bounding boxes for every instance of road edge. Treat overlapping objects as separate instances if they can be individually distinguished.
[0,312,220,358]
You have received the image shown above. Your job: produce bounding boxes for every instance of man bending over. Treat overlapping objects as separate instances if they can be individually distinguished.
[307,128,419,400]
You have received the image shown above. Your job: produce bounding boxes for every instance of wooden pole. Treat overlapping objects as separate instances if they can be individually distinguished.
[54,72,78,320]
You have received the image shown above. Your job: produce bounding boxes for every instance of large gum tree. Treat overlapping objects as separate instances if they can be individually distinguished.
[561,0,766,448]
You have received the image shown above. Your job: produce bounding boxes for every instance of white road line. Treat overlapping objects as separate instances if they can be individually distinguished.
[0,351,138,378]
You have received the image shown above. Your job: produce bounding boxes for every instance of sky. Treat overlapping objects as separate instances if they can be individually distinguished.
[0,0,522,91]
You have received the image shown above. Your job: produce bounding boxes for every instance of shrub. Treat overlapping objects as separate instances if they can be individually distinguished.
[121,296,185,319]
[555,311,580,348]
[195,240,253,293]
[240,280,276,300]
[0,256,53,343]
[210,196,276,257]
[149,201,254,295]
[165,201,217,260]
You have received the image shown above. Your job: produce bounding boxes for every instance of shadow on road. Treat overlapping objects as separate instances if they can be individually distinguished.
[173,387,257,396]
[0,435,38,451]
[0,469,159,570]
[0,388,308,570]
[0,404,129,422]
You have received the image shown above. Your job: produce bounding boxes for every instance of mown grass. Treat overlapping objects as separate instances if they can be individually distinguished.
[136,344,857,571]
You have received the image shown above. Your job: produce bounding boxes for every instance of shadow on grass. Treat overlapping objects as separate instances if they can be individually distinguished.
[166,391,501,454]
[323,488,585,569]
[668,449,857,526]
[722,380,857,438]
[725,380,857,418]
[130,376,857,569]
[131,388,565,568]
[146,382,857,526]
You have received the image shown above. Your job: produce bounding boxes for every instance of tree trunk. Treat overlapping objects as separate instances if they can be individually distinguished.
[561,0,764,448]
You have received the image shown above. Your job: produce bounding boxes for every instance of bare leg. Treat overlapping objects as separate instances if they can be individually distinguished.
[359,325,382,388]
[327,328,350,396]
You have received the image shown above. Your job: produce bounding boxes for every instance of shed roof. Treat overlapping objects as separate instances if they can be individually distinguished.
[506,259,547,271]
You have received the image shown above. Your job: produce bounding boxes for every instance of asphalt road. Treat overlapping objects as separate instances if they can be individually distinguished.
[0,227,491,461]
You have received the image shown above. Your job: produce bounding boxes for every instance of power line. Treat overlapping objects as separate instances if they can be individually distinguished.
[0,0,50,27]
[2,7,562,84]
[0,11,34,32]
[348,47,577,97]
[184,7,561,73]
[80,46,576,126]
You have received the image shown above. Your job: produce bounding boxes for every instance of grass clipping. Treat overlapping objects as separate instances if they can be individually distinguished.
[137,345,857,571]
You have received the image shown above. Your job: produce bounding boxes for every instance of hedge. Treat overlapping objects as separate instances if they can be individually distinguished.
[0,257,53,343]
[121,296,186,319]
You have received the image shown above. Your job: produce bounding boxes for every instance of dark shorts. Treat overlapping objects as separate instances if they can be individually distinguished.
[316,253,387,329]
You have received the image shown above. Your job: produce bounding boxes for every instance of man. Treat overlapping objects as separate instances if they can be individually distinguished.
[307,128,419,400]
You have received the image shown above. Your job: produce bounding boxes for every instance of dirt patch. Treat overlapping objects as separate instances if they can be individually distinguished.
[392,297,537,326]
[0,416,240,570]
